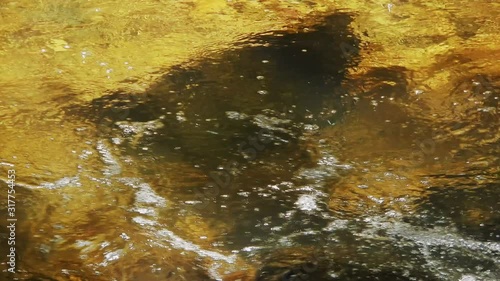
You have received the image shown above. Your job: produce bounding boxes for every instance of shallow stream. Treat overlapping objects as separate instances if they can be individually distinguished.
[1,1,498,280]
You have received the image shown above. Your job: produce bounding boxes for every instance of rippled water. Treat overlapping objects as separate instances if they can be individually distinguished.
[0,1,499,280]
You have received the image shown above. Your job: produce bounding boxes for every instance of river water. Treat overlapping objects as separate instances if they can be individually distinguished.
[0,1,498,280]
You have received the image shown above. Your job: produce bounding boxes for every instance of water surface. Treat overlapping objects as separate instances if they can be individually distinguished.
[0,1,498,280]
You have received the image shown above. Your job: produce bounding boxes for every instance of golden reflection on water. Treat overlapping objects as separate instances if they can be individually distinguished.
[0,0,499,280]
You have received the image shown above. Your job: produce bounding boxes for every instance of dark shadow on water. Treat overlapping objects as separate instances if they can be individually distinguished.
[75,13,360,172]
[409,182,500,242]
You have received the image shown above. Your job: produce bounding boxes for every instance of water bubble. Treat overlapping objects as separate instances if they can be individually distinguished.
[176,111,186,122]
[295,194,319,212]
[459,275,477,281]
[387,3,394,12]
[257,90,268,95]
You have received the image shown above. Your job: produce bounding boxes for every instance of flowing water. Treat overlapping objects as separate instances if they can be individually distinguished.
[0,1,499,280]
